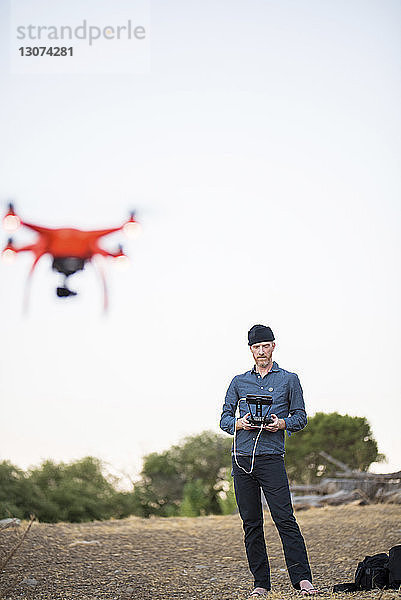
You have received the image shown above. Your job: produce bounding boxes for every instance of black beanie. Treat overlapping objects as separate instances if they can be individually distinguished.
[248,324,275,346]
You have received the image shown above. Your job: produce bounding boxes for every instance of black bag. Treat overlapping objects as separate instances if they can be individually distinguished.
[389,545,401,589]
[354,553,389,590]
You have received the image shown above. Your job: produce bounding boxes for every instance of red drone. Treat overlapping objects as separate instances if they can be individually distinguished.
[1,203,140,311]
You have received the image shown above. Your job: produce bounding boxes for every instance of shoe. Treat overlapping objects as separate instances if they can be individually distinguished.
[300,587,321,595]
[249,588,269,597]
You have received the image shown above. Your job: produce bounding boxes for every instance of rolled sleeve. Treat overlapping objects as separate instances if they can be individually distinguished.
[283,373,307,433]
[220,376,239,436]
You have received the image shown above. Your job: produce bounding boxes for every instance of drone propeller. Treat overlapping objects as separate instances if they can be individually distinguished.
[123,210,141,239]
[1,238,17,263]
[3,203,21,233]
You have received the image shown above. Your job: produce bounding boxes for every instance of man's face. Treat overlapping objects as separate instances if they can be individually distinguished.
[250,341,275,369]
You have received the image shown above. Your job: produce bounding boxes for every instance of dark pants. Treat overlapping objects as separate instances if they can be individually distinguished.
[233,454,312,590]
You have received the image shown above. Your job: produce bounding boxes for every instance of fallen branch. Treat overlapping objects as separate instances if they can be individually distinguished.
[332,470,401,480]
[0,519,21,531]
[0,515,35,572]
[290,484,322,494]
[318,451,352,473]
[318,452,401,481]
[292,489,366,509]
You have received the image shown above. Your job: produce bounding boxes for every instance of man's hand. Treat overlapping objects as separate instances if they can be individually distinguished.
[236,413,256,430]
[263,414,285,432]
[236,413,286,432]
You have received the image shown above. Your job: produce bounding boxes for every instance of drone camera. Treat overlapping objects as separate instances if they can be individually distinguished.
[57,287,77,298]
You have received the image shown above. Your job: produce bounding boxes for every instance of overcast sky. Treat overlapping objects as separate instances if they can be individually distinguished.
[1,0,400,483]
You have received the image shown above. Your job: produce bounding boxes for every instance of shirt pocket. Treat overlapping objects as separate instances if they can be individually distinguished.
[271,386,289,416]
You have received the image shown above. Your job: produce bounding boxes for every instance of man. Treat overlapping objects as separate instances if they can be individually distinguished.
[220,324,319,597]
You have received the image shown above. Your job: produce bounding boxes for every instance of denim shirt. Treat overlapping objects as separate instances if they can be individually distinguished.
[219,361,307,455]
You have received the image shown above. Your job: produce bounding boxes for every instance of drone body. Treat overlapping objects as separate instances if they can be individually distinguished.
[2,203,140,310]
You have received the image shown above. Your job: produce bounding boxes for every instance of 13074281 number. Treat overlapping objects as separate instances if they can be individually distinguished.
[19,47,73,57]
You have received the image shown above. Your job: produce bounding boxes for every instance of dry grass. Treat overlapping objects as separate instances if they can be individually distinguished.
[0,504,401,600]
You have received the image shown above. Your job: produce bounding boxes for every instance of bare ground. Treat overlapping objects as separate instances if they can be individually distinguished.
[1,504,401,600]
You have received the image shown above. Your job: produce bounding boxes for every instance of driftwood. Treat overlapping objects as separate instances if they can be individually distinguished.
[292,489,369,510]
[381,489,401,504]
[331,470,401,481]
[318,451,401,481]
[289,452,401,509]
[318,451,353,473]
[290,484,322,494]
[0,519,21,531]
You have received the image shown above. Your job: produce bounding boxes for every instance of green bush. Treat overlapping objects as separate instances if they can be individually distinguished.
[0,461,35,519]
[217,474,237,516]
[0,457,137,523]
[133,431,233,517]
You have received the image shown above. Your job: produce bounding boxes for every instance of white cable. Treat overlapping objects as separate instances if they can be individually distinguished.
[233,398,273,475]
[233,419,264,475]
